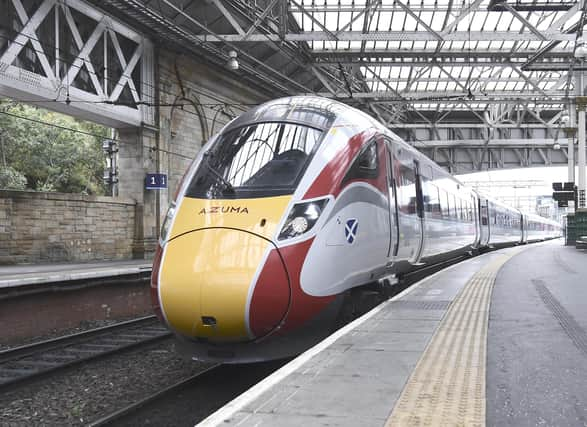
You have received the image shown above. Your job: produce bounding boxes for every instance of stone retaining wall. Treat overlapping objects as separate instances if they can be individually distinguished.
[0,190,137,264]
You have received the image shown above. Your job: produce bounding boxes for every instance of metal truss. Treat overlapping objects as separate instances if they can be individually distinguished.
[3,0,585,171]
[0,0,155,127]
[412,138,574,174]
[104,1,581,125]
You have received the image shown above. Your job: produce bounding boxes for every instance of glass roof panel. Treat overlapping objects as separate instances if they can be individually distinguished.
[290,0,575,112]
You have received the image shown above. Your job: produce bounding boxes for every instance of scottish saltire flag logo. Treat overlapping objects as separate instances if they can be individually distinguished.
[345,219,358,244]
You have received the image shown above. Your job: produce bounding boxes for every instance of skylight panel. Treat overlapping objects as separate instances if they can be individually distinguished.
[438,81,449,92]
[500,41,515,50]
[373,12,390,31]
[402,14,419,31]
[484,11,499,31]
[451,41,466,51]
[483,80,497,92]
[418,11,434,28]
[336,12,353,31]
[495,13,512,31]
[400,67,411,78]
[470,12,487,30]
[429,11,447,31]
[562,12,581,32]
[507,16,523,32]
[446,81,458,91]
[389,67,401,78]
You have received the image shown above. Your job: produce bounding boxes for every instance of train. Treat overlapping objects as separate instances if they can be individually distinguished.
[150,96,561,363]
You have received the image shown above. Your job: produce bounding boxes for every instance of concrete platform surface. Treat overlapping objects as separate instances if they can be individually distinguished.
[198,239,587,427]
[0,259,152,288]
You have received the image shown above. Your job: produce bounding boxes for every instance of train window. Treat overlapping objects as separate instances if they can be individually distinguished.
[185,122,323,199]
[426,183,441,218]
[450,194,460,219]
[343,140,379,182]
[443,191,451,218]
[396,161,417,215]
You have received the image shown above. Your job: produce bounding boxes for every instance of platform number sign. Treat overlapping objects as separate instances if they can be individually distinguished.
[145,173,167,190]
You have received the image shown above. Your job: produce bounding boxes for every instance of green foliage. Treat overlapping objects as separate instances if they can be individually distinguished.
[0,100,109,195]
[0,166,27,190]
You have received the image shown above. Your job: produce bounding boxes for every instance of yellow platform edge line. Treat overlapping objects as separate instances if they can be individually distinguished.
[386,252,518,427]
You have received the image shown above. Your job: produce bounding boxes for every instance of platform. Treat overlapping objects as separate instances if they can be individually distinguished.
[0,260,152,288]
[199,239,587,427]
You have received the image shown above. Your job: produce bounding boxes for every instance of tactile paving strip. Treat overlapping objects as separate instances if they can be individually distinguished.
[390,300,452,311]
[533,278,587,356]
[385,253,517,427]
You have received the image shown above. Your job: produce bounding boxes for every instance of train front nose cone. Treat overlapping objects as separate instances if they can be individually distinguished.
[158,228,289,342]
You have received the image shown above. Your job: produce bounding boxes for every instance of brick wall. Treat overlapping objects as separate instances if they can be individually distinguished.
[0,278,152,343]
[0,190,137,264]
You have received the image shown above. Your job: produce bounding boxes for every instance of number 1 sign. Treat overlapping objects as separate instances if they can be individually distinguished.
[145,173,168,190]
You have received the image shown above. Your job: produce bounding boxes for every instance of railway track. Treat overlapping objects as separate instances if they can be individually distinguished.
[0,315,171,389]
[85,361,287,427]
[86,364,224,427]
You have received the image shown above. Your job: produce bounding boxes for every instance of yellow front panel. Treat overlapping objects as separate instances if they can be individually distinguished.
[159,195,291,341]
[160,228,267,340]
[169,196,292,241]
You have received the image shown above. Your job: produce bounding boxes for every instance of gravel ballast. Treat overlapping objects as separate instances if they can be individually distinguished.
[0,339,212,426]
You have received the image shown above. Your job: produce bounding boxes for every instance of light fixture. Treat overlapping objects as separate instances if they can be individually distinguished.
[553,142,561,150]
[278,198,329,240]
[227,50,239,70]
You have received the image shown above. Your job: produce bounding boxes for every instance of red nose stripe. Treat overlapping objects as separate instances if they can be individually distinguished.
[304,130,377,199]
[277,239,335,333]
[249,250,290,338]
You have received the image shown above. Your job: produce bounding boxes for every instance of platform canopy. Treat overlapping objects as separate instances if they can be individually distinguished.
[80,1,587,170]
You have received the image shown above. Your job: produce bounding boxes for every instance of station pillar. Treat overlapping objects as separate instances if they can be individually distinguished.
[116,126,159,259]
[577,72,587,209]
[568,102,576,184]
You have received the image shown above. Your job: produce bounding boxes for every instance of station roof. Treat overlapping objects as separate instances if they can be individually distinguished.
[89,0,584,127]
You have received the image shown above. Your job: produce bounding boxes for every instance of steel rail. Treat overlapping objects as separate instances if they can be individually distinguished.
[0,315,171,389]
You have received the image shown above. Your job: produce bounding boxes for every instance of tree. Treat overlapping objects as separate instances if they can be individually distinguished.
[0,100,109,195]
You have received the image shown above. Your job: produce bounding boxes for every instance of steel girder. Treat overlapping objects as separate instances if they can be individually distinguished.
[0,0,155,127]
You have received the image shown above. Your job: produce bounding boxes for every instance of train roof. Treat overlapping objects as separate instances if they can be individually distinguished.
[221,96,377,134]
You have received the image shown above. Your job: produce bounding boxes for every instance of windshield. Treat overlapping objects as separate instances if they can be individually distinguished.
[185,122,324,199]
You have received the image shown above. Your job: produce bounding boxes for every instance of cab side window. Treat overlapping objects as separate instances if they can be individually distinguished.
[343,140,379,182]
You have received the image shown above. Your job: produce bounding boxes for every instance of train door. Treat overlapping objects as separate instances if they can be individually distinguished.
[413,160,425,262]
[473,194,481,248]
[479,197,490,246]
[391,144,424,263]
[384,139,400,260]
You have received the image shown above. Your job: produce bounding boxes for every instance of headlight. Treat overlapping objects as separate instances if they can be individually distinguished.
[160,202,176,244]
[278,198,329,240]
